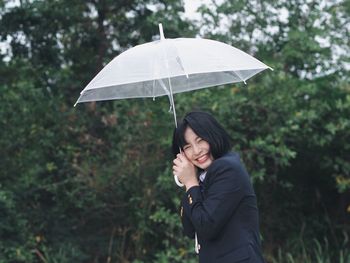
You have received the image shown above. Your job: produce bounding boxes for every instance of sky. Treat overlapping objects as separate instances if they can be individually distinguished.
[183,0,202,19]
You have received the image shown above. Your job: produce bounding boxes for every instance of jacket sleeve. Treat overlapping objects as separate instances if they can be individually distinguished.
[180,196,195,239]
[182,158,248,240]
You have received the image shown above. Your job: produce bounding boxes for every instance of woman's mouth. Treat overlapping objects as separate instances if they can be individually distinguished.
[197,154,209,164]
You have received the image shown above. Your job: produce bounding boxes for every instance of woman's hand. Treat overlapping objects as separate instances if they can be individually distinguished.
[173,152,199,191]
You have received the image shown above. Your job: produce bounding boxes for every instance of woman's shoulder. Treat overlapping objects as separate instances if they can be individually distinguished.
[213,152,240,166]
[207,152,242,174]
[205,152,251,188]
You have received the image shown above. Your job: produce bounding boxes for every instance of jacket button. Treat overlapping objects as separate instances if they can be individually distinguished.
[188,194,193,204]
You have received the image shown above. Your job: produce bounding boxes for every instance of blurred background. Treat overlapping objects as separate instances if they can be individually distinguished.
[0,0,349,262]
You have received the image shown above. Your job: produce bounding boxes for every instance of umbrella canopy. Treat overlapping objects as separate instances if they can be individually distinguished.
[75,24,271,106]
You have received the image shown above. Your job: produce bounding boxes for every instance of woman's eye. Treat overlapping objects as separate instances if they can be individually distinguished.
[183,145,190,150]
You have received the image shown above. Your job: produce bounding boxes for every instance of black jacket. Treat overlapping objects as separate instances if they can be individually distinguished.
[180,152,265,263]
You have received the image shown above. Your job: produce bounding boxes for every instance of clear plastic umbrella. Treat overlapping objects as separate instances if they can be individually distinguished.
[75,24,272,186]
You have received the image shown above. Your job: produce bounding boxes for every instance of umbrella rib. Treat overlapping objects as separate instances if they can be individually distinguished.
[228,70,247,84]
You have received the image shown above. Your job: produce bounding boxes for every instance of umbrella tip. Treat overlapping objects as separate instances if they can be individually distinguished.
[74,99,79,107]
[159,23,165,40]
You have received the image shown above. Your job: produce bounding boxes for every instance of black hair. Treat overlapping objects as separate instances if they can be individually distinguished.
[172,111,232,159]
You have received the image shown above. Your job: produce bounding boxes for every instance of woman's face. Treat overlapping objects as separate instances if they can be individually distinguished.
[183,127,214,170]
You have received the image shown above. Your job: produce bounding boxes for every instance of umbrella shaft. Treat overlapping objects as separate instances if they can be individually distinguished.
[170,94,178,128]
[167,77,178,128]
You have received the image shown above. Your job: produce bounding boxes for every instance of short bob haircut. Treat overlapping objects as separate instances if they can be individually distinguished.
[172,111,232,159]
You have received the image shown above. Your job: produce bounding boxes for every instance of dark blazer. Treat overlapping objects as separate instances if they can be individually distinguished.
[180,152,265,263]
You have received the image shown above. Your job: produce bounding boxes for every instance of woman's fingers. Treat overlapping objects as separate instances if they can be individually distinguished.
[173,152,194,177]
[177,152,190,163]
[174,153,187,165]
[173,158,182,167]
[173,164,180,173]
[173,161,184,176]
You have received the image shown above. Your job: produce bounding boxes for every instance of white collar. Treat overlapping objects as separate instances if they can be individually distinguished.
[199,171,207,182]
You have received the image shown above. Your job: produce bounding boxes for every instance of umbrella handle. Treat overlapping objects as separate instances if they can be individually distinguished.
[174,175,184,187]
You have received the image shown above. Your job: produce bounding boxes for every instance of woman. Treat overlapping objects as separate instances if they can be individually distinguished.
[172,111,265,263]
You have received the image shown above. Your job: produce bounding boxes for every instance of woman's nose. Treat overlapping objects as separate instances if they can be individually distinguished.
[192,144,201,156]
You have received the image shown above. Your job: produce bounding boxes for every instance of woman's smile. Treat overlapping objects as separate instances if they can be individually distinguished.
[196,154,209,164]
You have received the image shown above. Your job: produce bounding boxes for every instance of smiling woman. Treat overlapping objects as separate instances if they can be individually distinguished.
[172,111,265,263]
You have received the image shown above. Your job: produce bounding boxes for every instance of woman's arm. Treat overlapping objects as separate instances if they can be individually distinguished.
[180,197,195,238]
[182,158,248,240]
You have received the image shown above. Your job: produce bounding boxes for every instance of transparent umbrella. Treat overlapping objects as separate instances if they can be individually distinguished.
[75,24,272,186]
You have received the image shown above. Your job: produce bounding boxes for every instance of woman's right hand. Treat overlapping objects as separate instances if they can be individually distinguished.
[173,152,199,191]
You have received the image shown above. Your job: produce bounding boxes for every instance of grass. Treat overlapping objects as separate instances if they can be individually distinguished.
[268,233,350,263]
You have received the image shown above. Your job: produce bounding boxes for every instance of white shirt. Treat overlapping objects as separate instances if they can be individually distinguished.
[199,171,207,182]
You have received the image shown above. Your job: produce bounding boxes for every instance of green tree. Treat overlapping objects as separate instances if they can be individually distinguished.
[1,0,349,262]
[0,0,195,262]
[195,0,350,261]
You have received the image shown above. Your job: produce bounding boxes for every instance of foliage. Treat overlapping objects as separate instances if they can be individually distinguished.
[269,235,350,263]
[196,0,350,258]
[0,0,349,262]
